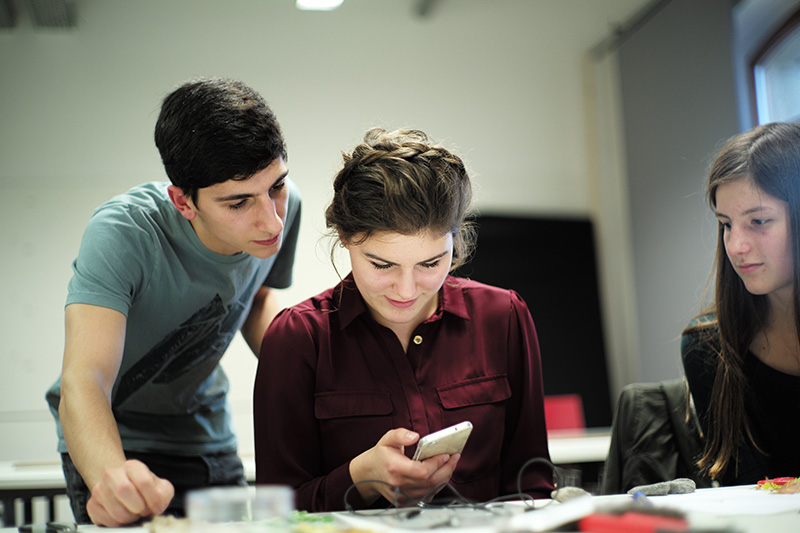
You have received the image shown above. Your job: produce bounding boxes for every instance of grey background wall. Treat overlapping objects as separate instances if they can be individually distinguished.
[617,0,740,383]
[0,0,796,462]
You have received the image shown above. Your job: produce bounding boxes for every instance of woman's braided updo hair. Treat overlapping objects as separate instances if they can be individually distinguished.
[326,128,476,271]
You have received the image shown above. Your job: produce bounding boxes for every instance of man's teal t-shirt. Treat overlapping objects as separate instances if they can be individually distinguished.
[46,180,301,456]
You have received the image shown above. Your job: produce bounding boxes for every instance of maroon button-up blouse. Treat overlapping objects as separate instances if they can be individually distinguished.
[254,274,553,512]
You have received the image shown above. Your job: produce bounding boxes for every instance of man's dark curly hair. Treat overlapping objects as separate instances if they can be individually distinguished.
[154,77,287,204]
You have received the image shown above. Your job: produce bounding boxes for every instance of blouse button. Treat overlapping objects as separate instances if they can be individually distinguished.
[413,335,423,345]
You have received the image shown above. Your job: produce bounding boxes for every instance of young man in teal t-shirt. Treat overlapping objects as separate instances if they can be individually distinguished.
[46,78,301,527]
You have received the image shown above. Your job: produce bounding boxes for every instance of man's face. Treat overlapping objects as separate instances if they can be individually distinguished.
[170,157,289,258]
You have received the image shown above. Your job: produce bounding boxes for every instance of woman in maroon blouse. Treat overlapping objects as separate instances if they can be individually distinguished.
[254,128,553,512]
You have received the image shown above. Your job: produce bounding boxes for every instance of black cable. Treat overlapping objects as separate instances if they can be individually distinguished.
[517,457,560,498]
[342,455,559,521]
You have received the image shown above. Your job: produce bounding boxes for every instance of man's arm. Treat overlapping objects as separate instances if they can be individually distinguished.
[59,303,173,526]
[241,286,281,356]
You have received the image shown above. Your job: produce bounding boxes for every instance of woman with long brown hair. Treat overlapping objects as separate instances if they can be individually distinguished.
[682,122,800,485]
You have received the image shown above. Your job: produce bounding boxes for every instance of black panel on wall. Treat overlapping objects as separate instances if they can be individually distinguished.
[454,214,612,428]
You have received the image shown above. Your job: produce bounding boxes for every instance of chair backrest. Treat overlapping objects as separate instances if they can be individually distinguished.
[544,394,586,432]
[600,378,710,495]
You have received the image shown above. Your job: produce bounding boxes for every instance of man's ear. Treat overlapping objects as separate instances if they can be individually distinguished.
[168,185,197,221]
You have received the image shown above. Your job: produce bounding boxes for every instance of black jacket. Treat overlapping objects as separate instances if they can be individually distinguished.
[601,378,711,495]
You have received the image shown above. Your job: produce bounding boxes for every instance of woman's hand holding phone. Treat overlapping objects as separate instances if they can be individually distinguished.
[348,428,461,506]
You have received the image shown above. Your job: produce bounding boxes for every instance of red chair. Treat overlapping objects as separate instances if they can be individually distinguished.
[544,394,586,432]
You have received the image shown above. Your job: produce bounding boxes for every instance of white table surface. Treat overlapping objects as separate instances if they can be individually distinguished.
[3,485,799,533]
[544,428,610,465]
[0,461,65,490]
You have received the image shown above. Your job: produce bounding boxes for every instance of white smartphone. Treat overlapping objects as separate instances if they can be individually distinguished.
[412,421,473,461]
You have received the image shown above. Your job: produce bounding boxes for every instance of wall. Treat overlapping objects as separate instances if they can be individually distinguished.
[0,0,648,461]
[616,0,740,382]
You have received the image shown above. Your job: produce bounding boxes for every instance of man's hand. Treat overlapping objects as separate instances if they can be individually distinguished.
[349,428,460,506]
[86,459,175,527]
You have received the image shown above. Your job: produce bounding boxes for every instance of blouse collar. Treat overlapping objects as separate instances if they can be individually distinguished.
[336,273,470,330]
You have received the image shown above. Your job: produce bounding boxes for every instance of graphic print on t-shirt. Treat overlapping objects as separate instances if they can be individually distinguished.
[114,294,243,411]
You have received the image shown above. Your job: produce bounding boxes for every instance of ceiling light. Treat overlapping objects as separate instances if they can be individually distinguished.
[296,0,343,11]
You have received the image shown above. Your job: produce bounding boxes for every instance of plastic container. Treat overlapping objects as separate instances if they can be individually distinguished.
[186,485,294,532]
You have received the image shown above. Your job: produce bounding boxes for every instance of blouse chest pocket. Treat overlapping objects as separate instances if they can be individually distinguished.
[436,375,511,483]
[437,375,511,410]
[314,391,394,466]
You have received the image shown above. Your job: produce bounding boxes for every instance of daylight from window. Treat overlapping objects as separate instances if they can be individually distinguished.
[755,26,800,123]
